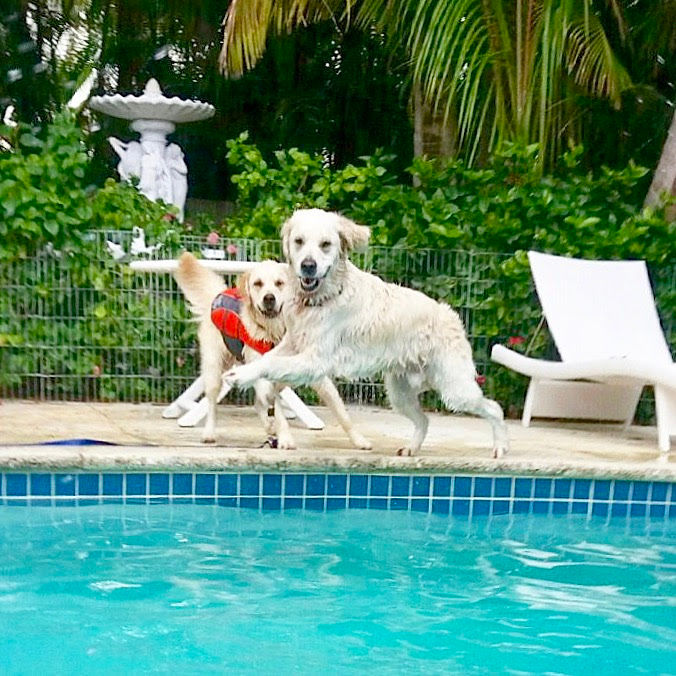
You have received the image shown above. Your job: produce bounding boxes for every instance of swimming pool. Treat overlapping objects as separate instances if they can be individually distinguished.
[1,472,674,674]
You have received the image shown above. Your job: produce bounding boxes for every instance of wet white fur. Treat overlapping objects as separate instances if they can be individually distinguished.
[226,208,509,457]
[174,252,371,449]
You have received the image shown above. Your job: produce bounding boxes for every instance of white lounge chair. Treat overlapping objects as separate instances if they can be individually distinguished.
[491,251,676,453]
[162,376,325,430]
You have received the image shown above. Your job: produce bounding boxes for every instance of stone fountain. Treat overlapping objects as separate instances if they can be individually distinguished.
[89,79,215,221]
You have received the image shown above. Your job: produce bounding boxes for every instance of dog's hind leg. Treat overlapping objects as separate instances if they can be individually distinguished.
[198,322,231,444]
[272,388,296,449]
[312,377,372,450]
[253,378,276,437]
[431,356,510,458]
[384,373,428,456]
[201,351,226,444]
[464,396,510,459]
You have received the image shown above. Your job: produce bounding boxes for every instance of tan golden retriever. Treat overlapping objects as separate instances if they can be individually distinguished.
[225,209,509,457]
[174,252,371,449]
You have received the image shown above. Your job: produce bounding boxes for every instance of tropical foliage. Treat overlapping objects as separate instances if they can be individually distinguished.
[0,0,412,199]
[1,0,673,185]
[0,112,190,401]
[222,0,675,169]
[0,110,91,260]
[0,110,176,263]
[223,133,674,267]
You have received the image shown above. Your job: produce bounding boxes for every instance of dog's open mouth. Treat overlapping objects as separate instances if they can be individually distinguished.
[260,307,280,318]
[300,277,321,292]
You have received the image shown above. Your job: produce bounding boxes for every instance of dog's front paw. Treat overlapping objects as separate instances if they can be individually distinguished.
[493,442,509,459]
[223,363,260,390]
[222,368,241,387]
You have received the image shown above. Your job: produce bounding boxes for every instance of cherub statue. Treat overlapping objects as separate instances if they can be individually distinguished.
[108,137,143,183]
[108,135,187,221]
[165,143,188,221]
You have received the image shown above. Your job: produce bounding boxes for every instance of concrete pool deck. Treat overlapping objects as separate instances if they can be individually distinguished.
[0,400,674,480]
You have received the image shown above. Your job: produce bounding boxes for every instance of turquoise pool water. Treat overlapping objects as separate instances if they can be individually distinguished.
[0,505,674,674]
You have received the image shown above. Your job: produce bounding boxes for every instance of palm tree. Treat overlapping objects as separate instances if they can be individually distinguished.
[645,107,676,215]
[219,0,640,167]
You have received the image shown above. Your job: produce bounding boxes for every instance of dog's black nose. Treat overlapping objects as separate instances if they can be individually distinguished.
[300,257,317,277]
[262,293,276,308]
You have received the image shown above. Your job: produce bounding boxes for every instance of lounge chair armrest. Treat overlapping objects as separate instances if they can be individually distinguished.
[491,344,676,390]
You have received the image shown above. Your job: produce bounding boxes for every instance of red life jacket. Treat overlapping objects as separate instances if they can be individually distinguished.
[210,288,275,361]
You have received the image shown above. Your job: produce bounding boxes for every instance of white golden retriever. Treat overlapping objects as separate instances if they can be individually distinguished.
[174,252,371,450]
[225,208,509,458]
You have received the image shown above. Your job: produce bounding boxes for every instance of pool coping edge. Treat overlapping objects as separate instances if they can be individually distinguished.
[0,445,673,481]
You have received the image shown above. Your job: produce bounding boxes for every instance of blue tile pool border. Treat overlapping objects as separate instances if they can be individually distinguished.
[0,472,674,520]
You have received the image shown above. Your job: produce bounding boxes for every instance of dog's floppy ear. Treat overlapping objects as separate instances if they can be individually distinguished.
[337,214,370,254]
[236,270,251,299]
[280,217,293,261]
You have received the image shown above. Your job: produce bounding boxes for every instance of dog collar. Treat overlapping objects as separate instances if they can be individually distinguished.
[302,284,343,307]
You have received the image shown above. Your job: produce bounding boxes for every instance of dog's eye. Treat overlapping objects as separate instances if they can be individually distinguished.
[294,237,304,247]
[252,280,263,288]
[275,279,285,288]
[320,240,331,250]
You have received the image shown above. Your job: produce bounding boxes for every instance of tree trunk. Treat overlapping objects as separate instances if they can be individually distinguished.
[412,83,456,159]
[645,107,676,220]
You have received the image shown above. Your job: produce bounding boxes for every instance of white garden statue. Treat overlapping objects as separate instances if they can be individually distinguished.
[90,79,214,221]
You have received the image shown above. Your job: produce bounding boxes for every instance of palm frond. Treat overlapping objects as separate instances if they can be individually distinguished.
[220,0,350,77]
[218,0,640,169]
[567,13,632,107]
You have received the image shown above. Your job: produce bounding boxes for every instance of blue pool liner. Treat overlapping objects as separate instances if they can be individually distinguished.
[0,471,673,520]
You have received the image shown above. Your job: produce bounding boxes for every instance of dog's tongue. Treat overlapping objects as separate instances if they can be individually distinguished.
[302,277,319,291]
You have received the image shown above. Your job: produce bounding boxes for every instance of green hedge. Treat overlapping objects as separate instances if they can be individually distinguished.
[223,133,674,269]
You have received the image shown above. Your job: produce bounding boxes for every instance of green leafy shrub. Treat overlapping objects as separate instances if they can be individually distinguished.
[224,135,673,265]
[0,244,197,401]
[90,178,180,240]
[223,132,397,239]
[0,110,92,261]
[0,111,182,264]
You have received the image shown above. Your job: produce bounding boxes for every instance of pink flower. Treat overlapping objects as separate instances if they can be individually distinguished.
[507,336,526,346]
[91,365,102,377]
[162,212,176,222]
[226,243,238,256]
[206,231,220,246]
[475,374,486,386]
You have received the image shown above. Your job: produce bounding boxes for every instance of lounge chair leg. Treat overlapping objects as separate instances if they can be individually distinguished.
[655,385,675,454]
[522,379,537,427]
[162,376,205,418]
